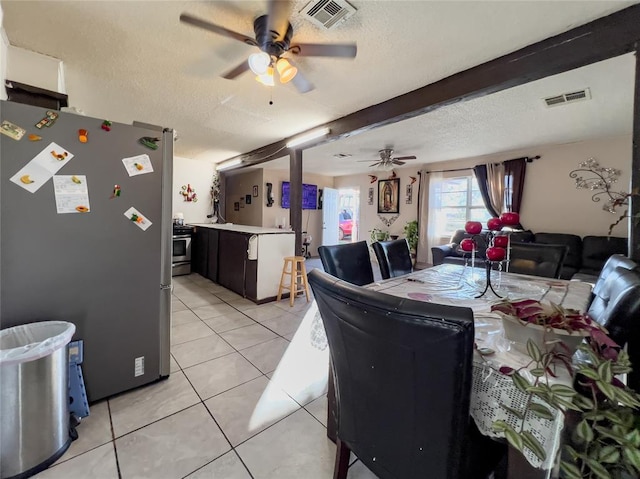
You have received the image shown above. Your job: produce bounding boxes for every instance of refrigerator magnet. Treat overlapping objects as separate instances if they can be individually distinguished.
[110,185,121,199]
[139,136,160,150]
[124,207,152,231]
[0,120,26,140]
[78,129,88,143]
[101,120,112,131]
[35,111,58,129]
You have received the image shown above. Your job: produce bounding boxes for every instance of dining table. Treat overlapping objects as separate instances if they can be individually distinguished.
[321,263,593,476]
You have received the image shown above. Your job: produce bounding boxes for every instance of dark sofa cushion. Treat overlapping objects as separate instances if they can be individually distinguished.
[534,233,582,280]
[580,236,627,275]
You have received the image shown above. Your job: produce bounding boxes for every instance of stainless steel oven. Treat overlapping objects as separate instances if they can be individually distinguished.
[172,226,193,276]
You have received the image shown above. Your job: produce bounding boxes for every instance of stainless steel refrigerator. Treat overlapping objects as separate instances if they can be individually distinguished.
[0,100,172,401]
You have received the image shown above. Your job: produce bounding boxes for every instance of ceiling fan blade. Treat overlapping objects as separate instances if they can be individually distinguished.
[267,0,292,43]
[369,162,382,168]
[393,156,417,161]
[290,69,314,93]
[180,13,257,46]
[221,60,251,79]
[290,43,357,58]
[392,160,406,166]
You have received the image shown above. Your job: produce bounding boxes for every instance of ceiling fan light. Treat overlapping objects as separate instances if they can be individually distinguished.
[276,58,297,83]
[255,67,275,86]
[248,52,270,75]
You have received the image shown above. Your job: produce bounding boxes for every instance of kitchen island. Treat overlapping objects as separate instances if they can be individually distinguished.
[190,223,295,304]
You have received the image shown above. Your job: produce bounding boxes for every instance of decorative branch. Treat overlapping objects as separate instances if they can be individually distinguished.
[569,158,628,213]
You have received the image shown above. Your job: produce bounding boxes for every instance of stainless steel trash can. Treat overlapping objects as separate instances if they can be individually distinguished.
[0,321,76,479]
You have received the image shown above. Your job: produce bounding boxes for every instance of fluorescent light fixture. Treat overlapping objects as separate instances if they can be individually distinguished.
[215,158,242,171]
[286,128,330,148]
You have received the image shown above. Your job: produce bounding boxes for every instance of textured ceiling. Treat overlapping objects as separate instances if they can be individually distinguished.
[265,53,636,175]
[2,0,636,173]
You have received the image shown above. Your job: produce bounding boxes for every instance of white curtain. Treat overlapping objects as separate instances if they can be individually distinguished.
[416,170,443,267]
[486,162,505,214]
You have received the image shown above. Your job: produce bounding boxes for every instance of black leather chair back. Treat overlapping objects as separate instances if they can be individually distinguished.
[308,269,475,479]
[587,266,640,347]
[592,254,638,297]
[372,239,413,280]
[508,243,568,278]
[317,241,374,286]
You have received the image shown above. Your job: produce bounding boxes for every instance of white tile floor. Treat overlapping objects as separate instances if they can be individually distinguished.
[34,269,377,479]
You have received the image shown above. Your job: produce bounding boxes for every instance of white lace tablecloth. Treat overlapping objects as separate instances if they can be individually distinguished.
[366,264,593,471]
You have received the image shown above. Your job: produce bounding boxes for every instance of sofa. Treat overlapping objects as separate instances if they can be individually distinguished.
[431,229,628,282]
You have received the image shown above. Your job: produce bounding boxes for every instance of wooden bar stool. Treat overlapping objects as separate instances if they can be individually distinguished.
[277,256,311,307]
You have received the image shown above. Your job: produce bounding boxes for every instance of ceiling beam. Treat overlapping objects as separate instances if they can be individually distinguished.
[225,4,640,168]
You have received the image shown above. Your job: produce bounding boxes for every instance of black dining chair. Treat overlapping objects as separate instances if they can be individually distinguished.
[372,239,413,280]
[308,269,506,479]
[508,243,568,278]
[317,241,374,286]
[592,254,638,297]
[586,266,640,391]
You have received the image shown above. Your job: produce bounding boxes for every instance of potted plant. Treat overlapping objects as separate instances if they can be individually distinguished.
[403,220,419,255]
[491,300,640,479]
[491,299,593,355]
[369,228,389,243]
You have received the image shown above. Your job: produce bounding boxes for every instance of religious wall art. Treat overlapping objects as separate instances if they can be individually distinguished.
[406,184,413,204]
[368,187,374,205]
[378,178,400,214]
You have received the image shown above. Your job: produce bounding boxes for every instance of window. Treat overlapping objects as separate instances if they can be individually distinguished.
[433,176,492,237]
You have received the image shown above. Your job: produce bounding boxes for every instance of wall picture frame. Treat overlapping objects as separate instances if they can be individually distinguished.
[234,202,240,211]
[246,194,252,205]
[368,187,374,205]
[406,184,413,204]
[252,185,258,197]
[378,178,400,214]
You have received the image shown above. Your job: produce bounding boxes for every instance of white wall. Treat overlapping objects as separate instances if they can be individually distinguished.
[0,5,7,100]
[6,45,65,93]
[225,169,264,227]
[263,169,334,256]
[334,168,420,243]
[423,135,632,239]
[172,156,214,224]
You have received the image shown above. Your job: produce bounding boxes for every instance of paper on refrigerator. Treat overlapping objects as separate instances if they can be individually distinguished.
[122,154,153,177]
[53,175,91,214]
[10,142,74,193]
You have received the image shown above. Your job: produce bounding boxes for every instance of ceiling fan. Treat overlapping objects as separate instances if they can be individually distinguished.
[180,0,357,93]
[360,149,418,169]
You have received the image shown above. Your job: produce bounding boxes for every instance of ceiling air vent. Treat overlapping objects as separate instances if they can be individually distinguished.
[300,0,357,30]
[543,88,591,107]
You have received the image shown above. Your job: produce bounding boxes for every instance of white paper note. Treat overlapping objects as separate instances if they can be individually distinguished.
[124,207,152,231]
[53,175,90,214]
[122,154,153,177]
[10,142,74,193]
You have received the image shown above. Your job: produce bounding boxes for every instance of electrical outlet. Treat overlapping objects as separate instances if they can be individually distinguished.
[134,356,144,377]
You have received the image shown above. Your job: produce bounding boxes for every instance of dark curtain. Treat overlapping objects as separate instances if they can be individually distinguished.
[472,165,500,218]
[504,158,527,229]
[504,158,526,214]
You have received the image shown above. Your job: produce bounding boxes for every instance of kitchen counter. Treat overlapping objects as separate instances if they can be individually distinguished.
[189,223,294,235]
[190,223,295,303]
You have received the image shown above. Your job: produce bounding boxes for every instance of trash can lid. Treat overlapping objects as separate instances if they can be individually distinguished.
[0,321,76,366]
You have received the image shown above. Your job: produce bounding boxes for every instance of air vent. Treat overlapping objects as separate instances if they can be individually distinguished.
[300,0,357,30]
[543,88,591,107]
